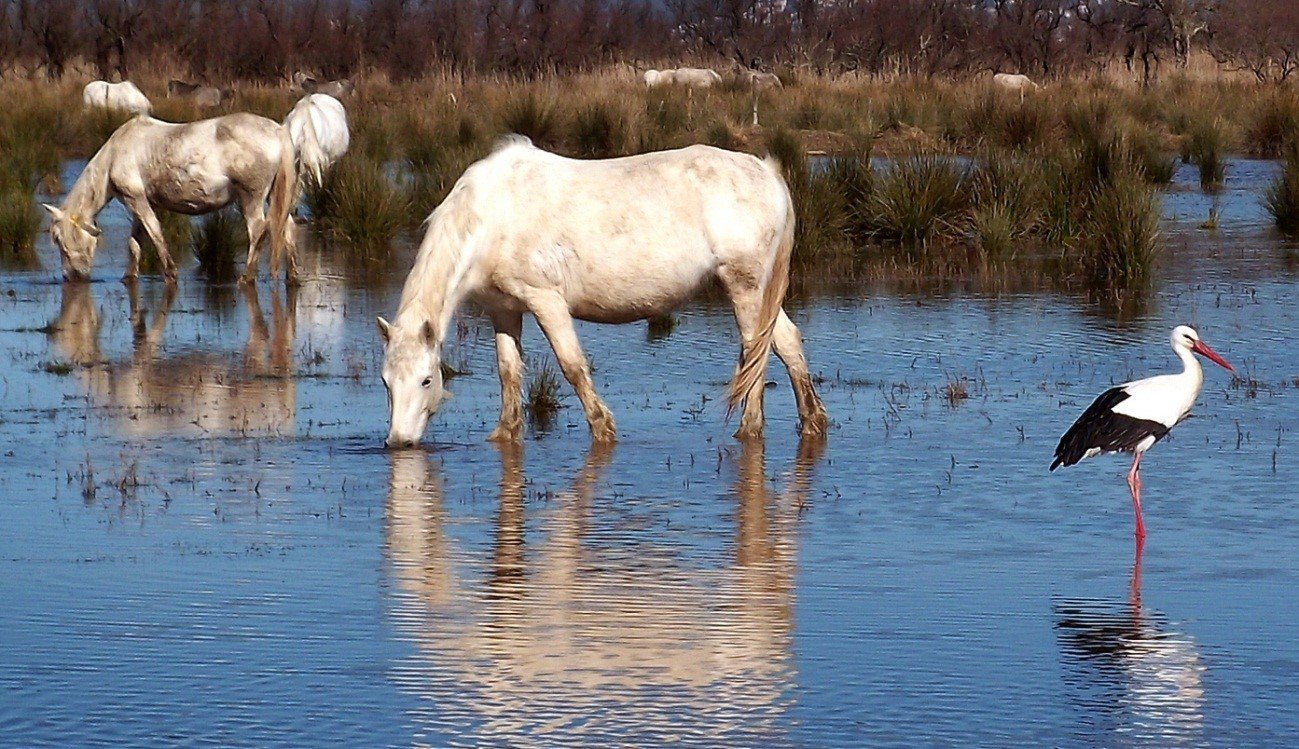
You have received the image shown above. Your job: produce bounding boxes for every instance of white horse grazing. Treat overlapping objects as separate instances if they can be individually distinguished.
[43,113,298,285]
[377,137,828,447]
[282,93,350,189]
[993,73,1039,99]
[643,68,723,89]
[82,80,152,115]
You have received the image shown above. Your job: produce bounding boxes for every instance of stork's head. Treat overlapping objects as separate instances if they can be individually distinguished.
[1172,325,1234,372]
[378,316,448,448]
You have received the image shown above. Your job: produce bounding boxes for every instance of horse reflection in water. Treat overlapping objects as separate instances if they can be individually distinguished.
[1054,546,1207,746]
[384,439,823,745]
[47,282,298,436]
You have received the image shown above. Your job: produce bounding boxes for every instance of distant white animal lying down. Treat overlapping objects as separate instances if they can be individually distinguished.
[82,80,152,115]
[378,137,828,447]
[283,93,350,189]
[643,67,723,88]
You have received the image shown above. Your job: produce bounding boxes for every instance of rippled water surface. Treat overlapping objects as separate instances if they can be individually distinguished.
[1,163,1298,747]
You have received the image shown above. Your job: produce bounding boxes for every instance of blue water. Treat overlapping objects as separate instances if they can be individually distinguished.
[0,165,1297,747]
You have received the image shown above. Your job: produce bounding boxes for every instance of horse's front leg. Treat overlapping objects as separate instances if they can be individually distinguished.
[124,197,178,282]
[487,310,525,443]
[529,295,616,443]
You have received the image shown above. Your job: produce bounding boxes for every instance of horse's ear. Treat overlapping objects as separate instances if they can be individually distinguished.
[421,320,435,346]
[41,204,64,221]
[376,316,391,343]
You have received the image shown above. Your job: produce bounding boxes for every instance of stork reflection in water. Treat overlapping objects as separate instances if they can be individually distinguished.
[1054,545,1206,746]
[384,438,823,746]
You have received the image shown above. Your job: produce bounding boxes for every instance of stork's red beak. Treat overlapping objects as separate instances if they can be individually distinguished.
[1191,340,1234,372]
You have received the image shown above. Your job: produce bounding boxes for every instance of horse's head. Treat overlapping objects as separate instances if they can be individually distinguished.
[42,205,101,281]
[378,316,447,448]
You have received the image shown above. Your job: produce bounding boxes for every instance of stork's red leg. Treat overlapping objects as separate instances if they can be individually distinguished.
[1127,452,1146,540]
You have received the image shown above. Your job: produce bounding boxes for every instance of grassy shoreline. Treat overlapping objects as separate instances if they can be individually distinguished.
[2,68,1297,290]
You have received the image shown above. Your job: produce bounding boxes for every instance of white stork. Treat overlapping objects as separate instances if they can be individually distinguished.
[1051,326,1234,539]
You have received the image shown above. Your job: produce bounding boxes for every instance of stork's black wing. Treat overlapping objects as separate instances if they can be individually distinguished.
[1050,387,1170,470]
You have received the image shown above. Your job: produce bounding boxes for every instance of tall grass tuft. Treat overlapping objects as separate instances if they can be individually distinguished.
[1080,174,1161,288]
[193,207,246,282]
[306,154,410,250]
[499,91,561,147]
[867,151,968,250]
[1248,93,1299,158]
[767,128,851,261]
[968,149,1038,260]
[573,100,628,157]
[1187,118,1228,193]
[1266,141,1299,236]
[525,359,564,431]
[137,211,193,274]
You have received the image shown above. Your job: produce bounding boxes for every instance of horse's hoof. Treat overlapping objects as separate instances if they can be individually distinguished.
[733,425,764,441]
[487,425,522,443]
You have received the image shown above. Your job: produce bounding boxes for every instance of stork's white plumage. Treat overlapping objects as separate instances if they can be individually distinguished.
[1051,326,1234,539]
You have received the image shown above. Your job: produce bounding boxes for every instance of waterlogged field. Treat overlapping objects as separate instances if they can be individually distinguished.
[1,163,1298,747]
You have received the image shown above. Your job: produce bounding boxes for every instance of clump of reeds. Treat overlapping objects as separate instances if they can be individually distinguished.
[137,211,193,274]
[867,150,968,250]
[646,314,678,341]
[1248,93,1299,158]
[305,154,410,249]
[967,149,1038,261]
[0,103,64,263]
[193,207,246,281]
[572,99,628,158]
[1079,172,1161,288]
[1187,118,1228,192]
[499,90,561,147]
[1129,127,1178,185]
[1266,140,1299,236]
[525,360,564,430]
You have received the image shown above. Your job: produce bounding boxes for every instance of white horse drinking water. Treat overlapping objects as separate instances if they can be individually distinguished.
[378,137,828,447]
[43,113,298,285]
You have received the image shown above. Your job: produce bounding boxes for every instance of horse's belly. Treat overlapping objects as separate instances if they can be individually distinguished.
[147,167,233,214]
[566,264,712,323]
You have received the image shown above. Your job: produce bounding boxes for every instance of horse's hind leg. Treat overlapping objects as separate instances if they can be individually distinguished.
[772,310,828,438]
[124,219,144,280]
[487,309,525,443]
[720,276,768,440]
[529,295,616,443]
[123,197,178,282]
[238,193,269,286]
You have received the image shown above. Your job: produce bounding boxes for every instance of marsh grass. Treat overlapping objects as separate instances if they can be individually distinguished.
[646,314,678,341]
[1248,93,1299,158]
[499,90,562,148]
[1080,173,1161,288]
[1266,141,1299,236]
[1188,118,1228,192]
[867,151,969,250]
[525,359,564,430]
[306,154,410,249]
[573,99,629,157]
[193,207,246,281]
[138,211,193,274]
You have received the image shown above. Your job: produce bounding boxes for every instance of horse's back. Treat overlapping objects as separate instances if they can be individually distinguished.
[457,142,791,321]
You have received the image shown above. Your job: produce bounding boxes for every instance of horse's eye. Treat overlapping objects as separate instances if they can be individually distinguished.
[421,377,432,388]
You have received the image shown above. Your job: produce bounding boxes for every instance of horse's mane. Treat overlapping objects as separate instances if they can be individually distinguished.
[397,169,486,343]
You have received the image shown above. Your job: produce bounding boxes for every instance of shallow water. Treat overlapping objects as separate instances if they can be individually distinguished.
[1,166,1298,747]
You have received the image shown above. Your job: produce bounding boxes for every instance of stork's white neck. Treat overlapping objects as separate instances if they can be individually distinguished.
[1173,341,1203,385]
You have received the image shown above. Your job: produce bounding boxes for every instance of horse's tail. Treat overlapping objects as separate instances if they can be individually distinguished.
[296,112,328,189]
[727,157,795,415]
[268,128,298,279]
